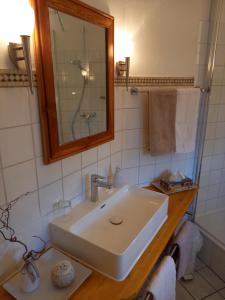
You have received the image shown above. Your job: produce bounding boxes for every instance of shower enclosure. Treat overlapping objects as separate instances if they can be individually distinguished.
[194,0,225,252]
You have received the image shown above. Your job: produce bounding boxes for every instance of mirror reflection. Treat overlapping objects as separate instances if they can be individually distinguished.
[49,8,107,144]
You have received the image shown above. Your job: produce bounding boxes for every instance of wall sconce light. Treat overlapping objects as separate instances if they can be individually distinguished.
[0,0,35,94]
[116,57,130,91]
[115,30,134,91]
[8,35,34,94]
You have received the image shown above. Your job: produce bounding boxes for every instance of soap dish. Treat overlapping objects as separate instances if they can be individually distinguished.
[3,247,92,300]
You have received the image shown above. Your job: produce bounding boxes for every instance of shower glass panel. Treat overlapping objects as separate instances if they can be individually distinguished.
[195,0,225,246]
[49,8,107,144]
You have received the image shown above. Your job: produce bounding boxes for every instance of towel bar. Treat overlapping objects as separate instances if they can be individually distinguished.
[169,243,179,258]
[145,291,153,300]
[130,86,210,95]
[185,211,193,218]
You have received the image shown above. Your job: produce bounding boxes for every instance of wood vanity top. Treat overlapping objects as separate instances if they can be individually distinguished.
[0,186,198,300]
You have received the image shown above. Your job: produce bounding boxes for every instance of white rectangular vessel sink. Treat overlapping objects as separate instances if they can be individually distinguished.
[50,185,168,281]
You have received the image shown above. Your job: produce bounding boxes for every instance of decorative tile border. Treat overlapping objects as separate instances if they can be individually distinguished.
[0,69,194,88]
[0,69,37,87]
[115,76,194,86]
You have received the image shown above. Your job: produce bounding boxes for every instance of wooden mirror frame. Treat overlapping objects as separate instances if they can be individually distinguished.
[32,0,114,164]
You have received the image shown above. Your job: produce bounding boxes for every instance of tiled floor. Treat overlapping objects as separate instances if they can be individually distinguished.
[136,257,225,300]
[177,258,225,300]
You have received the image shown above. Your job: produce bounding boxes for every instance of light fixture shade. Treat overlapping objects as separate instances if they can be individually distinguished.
[21,35,34,94]
[0,0,34,43]
[19,1,35,36]
[115,30,134,62]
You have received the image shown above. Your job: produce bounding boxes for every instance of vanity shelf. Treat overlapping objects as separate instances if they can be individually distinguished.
[0,186,198,300]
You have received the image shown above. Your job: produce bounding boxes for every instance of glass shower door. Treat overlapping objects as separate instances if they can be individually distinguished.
[195,0,225,246]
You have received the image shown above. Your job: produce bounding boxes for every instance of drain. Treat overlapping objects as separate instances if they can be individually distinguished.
[109,217,123,225]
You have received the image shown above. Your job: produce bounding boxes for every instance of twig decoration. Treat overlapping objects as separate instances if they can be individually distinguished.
[0,192,46,260]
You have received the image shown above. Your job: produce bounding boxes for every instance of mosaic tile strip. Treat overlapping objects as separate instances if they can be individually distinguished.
[115,76,194,86]
[0,69,37,87]
[0,69,193,88]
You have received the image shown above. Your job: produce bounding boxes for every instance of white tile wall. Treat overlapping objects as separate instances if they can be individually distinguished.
[63,170,82,201]
[36,157,62,188]
[81,148,98,167]
[97,142,110,160]
[0,126,34,167]
[0,88,30,128]
[98,157,111,177]
[111,131,122,154]
[10,191,48,248]
[0,170,6,206]
[62,153,81,177]
[32,123,43,157]
[122,149,139,168]
[3,160,37,202]
[0,86,196,282]
[122,129,141,149]
[39,180,63,216]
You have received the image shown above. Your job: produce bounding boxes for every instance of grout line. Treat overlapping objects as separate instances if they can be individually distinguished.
[201,290,222,299]
[197,269,219,293]
[0,123,37,131]
[0,150,8,205]
[197,256,225,285]
[2,157,35,170]
[137,147,141,185]
[61,167,83,180]
[178,280,196,299]
[214,287,225,298]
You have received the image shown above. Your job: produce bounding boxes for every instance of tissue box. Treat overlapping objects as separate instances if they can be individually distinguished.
[160,177,193,192]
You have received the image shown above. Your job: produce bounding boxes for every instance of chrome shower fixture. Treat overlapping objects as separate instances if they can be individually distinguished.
[80,112,97,120]
[70,59,89,79]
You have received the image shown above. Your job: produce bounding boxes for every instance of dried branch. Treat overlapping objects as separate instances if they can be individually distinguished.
[0,192,46,261]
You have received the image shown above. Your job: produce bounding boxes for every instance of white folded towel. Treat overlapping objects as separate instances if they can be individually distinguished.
[173,221,203,280]
[146,256,176,300]
[176,88,200,153]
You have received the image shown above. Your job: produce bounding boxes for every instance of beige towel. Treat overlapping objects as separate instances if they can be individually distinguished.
[148,89,177,155]
[173,221,203,280]
[176,88,200,153]
[146,256,176,300]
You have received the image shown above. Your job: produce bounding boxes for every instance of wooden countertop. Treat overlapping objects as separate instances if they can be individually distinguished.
[0,187,198,300]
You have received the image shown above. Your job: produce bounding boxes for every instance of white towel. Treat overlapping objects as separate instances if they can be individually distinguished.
[173,221,203,280]
[146,256,176,300]
[176,88,200,153]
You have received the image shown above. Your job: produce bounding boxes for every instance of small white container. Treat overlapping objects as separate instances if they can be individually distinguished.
[113,167,124,188]
[20,260,40,293]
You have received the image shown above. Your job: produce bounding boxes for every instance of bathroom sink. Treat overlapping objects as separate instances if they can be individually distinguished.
[50,185,168,281]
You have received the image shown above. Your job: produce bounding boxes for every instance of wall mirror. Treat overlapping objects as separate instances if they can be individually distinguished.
[33,0,114,163]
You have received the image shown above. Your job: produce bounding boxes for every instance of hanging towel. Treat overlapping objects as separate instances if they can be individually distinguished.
[176,88,200,153]
[148,88,177,155]
[173,221,203,280]
[146,256,176,300]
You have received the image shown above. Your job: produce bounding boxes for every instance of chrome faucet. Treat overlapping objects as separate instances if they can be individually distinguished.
[91,174,112,202]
